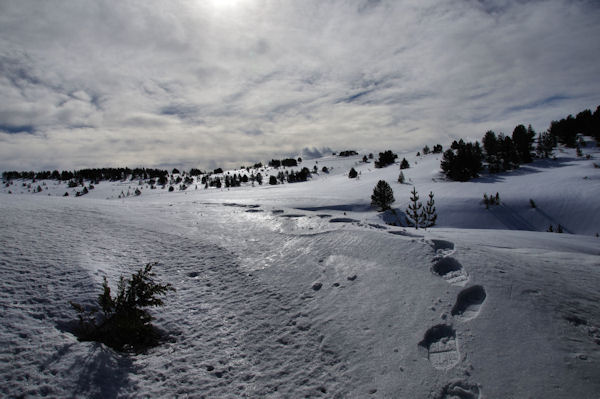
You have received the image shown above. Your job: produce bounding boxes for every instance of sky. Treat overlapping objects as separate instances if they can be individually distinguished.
[1,0,599,172]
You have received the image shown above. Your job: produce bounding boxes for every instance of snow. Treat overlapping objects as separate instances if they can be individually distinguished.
[1,143,599,398]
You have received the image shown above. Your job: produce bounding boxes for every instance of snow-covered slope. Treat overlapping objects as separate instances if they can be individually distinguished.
[1,143,599,398]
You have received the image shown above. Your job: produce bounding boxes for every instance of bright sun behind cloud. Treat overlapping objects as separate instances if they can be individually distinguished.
[209,0,248,10]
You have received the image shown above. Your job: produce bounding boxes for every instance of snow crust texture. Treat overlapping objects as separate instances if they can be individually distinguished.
[418,239,489,395]
[1,143,599,398]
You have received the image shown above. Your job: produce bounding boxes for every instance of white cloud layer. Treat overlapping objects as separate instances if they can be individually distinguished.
[1,0,599,171]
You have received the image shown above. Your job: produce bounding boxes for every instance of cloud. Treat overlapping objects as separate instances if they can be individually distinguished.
[0,0,599,171]
[301,147,334,160]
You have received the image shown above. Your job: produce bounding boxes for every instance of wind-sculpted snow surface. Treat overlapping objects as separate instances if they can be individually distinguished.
[0,198,349,398]
[1,195,600,398]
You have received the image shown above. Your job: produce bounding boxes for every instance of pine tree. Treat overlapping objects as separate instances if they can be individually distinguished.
[423,191,437,227]
[70,262,174,352]
[512,124,535,163]
[398,171,405,184]
[348,167,358,178]
[441,139,483,181]
[535,133,554,158]
[371,180,395,211]
[483,131,501,173]
[406,187,424,229]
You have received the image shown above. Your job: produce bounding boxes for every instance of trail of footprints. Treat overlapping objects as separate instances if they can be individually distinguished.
[421,240,486,399]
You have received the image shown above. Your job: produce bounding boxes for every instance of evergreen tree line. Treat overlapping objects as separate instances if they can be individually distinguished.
[2,167,168,182]
[201,173,263,189]
[549,106,600,147]
[440,104,599,181]
[418,144,443,156]
[268,168,312,184]
[268,158,300,168]
[223,174,249,188]
[481,124,536,173]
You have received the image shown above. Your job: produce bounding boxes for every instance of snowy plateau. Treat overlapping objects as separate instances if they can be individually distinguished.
[1,143,599,398]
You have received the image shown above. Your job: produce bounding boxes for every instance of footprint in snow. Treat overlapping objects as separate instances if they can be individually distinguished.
[435,379,481,399]
[430,239,456,258]
[418,324,460,370]
[431,257,469,286]
[451,285,487,322]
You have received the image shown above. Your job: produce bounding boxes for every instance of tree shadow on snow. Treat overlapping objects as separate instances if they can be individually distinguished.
[71,343,136,399]
[380,207,408,227]
[296,203,372,213]
[473,157,578,184]
[532,205,572,234]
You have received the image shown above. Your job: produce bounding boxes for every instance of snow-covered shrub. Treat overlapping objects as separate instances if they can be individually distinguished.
[70,263,174,352]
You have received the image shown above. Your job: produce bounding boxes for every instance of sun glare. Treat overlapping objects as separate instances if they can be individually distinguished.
[209,0,247,10]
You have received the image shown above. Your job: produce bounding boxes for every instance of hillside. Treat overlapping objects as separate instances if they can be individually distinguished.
[0,142,599,398]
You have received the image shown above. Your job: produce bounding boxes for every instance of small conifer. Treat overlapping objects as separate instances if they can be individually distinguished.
[406,187,424,229]
[423,191,437,227]
[398,172,405,184]
[371,180,395,211]
[70,263,174,352]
